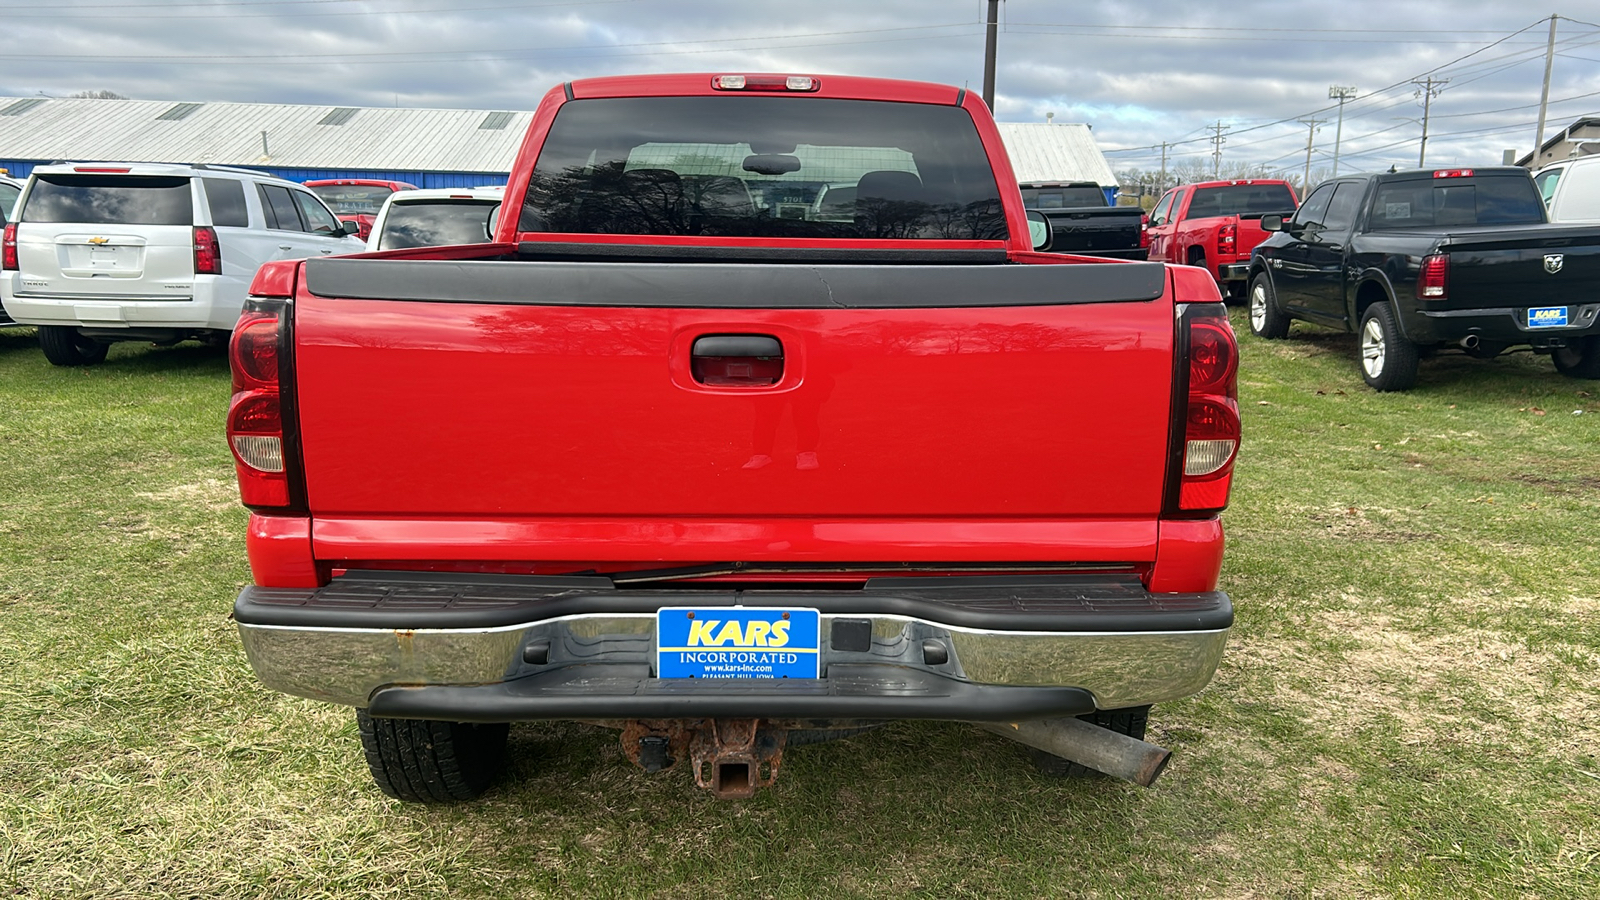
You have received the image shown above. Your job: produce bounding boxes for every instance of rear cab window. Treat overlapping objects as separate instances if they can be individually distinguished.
[378,199,500,249]
[22,174,193,225]
[519,96,1006,240]
[1370,173,1546,228]
[1187,183,1297,218]
[309,184,395,216]
[1020,185,1104,208]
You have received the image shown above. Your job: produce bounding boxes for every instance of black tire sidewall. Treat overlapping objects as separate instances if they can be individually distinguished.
[1359,302,1420,392]
[38,326,108,367]
[1553,336,1600,379]
[1248,273,1290,339]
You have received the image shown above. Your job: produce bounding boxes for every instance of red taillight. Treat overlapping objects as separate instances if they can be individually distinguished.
[1433,169,1474,178]
[1174,306,1240,515]
[193,225,220,275]
[2,222,16,271]
[1217,222,1236,256]
[232,312,280,392]
[1418,253,1448,300]
[1140,214,1151,249]
[228,308,291,508]
[712,74,820,92]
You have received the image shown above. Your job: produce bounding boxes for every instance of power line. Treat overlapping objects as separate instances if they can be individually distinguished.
[1102,17,1556,156]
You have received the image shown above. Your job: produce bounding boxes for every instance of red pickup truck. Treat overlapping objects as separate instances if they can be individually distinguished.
[227,73,1239,801]
[304,179,419,241]
[1146,180,1299,299]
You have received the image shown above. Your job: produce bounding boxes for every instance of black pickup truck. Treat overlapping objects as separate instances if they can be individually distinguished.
[1020,181,1147,260]
[1246,167,1600,390]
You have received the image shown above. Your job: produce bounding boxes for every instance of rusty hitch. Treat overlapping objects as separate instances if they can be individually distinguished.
[621,718,787,798]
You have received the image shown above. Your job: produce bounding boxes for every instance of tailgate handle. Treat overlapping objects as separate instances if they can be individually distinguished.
[691,334,783,387]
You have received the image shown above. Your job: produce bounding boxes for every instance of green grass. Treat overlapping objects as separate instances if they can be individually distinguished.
[1,317,1597,899]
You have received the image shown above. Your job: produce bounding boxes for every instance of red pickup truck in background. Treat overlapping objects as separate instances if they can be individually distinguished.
[303,178,419,241]
[228,73,1239,801]
[1146,179,1299,299]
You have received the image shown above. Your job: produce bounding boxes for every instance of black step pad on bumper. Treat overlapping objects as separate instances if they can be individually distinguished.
[366,664,1097,723]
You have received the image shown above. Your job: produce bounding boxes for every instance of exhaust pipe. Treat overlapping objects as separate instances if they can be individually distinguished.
[1460,335,1480,350]
[982,717,1172,787]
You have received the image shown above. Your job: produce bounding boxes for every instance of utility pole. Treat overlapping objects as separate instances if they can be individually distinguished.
[1158,141,1170,195]
[1299,118,1325,194]
[1532,14,1558,167]
[1412,77,1448,167]
[1328,86,1357,176]
[1209,121,1228,178]
[982,0,1001,111]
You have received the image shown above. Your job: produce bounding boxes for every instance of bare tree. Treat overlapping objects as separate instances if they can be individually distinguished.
[68,90,129,100]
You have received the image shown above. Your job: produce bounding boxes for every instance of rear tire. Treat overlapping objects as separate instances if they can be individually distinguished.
[355,709,509,803]
[1248,273,1290,339]
[1553,336,1600,379]
[1029,705,1151,778]
[1358,302,1419,392]
[38,326,109,366]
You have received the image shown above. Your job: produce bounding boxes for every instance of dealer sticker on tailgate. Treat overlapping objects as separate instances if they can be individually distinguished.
[657,607,820,679]
[1529,306,1569,328]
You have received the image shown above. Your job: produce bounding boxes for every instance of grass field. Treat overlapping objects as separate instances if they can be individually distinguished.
[1,316,1596,899]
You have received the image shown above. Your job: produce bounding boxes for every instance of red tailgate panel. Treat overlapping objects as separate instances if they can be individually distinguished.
[293,296,1174,521]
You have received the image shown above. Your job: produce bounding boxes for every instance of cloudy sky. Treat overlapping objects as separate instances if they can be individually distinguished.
[3,0,1598,181]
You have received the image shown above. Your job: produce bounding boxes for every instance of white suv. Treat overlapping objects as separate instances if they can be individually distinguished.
[0,162,365,365]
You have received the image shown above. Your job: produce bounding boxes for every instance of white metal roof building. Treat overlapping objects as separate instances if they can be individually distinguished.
[995,122,1120,203]
[0,96,528,187]
[0,95,1122,199]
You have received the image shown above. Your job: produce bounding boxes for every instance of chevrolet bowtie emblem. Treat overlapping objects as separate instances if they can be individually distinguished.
[88,236,110,245]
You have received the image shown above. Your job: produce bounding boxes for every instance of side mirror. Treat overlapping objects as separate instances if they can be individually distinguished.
[486,203,501,241]
[1026,210,1053,251]
[1260,214,1284,232]
[338,220,361,237]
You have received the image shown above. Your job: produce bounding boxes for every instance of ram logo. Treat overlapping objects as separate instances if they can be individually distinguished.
[1544,253,1564,274]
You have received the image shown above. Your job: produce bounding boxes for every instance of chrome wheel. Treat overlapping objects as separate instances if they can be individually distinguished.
[1249,283,1267,332]
[1361,317,1386,379]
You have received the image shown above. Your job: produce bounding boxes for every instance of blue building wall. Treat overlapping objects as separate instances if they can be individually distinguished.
[0,159,505,189]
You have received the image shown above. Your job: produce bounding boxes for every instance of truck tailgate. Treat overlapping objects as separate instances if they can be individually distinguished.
[290,258,1175,536]
[1441,226,1600,309]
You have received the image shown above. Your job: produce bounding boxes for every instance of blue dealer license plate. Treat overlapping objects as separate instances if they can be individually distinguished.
[656,607,820,679]
[1528,306,1568,328]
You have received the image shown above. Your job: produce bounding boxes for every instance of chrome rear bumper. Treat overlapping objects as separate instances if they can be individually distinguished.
[235,573,1231,719]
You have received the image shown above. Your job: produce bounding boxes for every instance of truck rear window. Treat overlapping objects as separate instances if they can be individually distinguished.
[378,199,500,249]
[1370,175,1545,228]
[1187,184,1297,218]
[23,175,193,226]
[520,97,1006,240]
[310,185,396,215]
[1020,185,1105,208]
